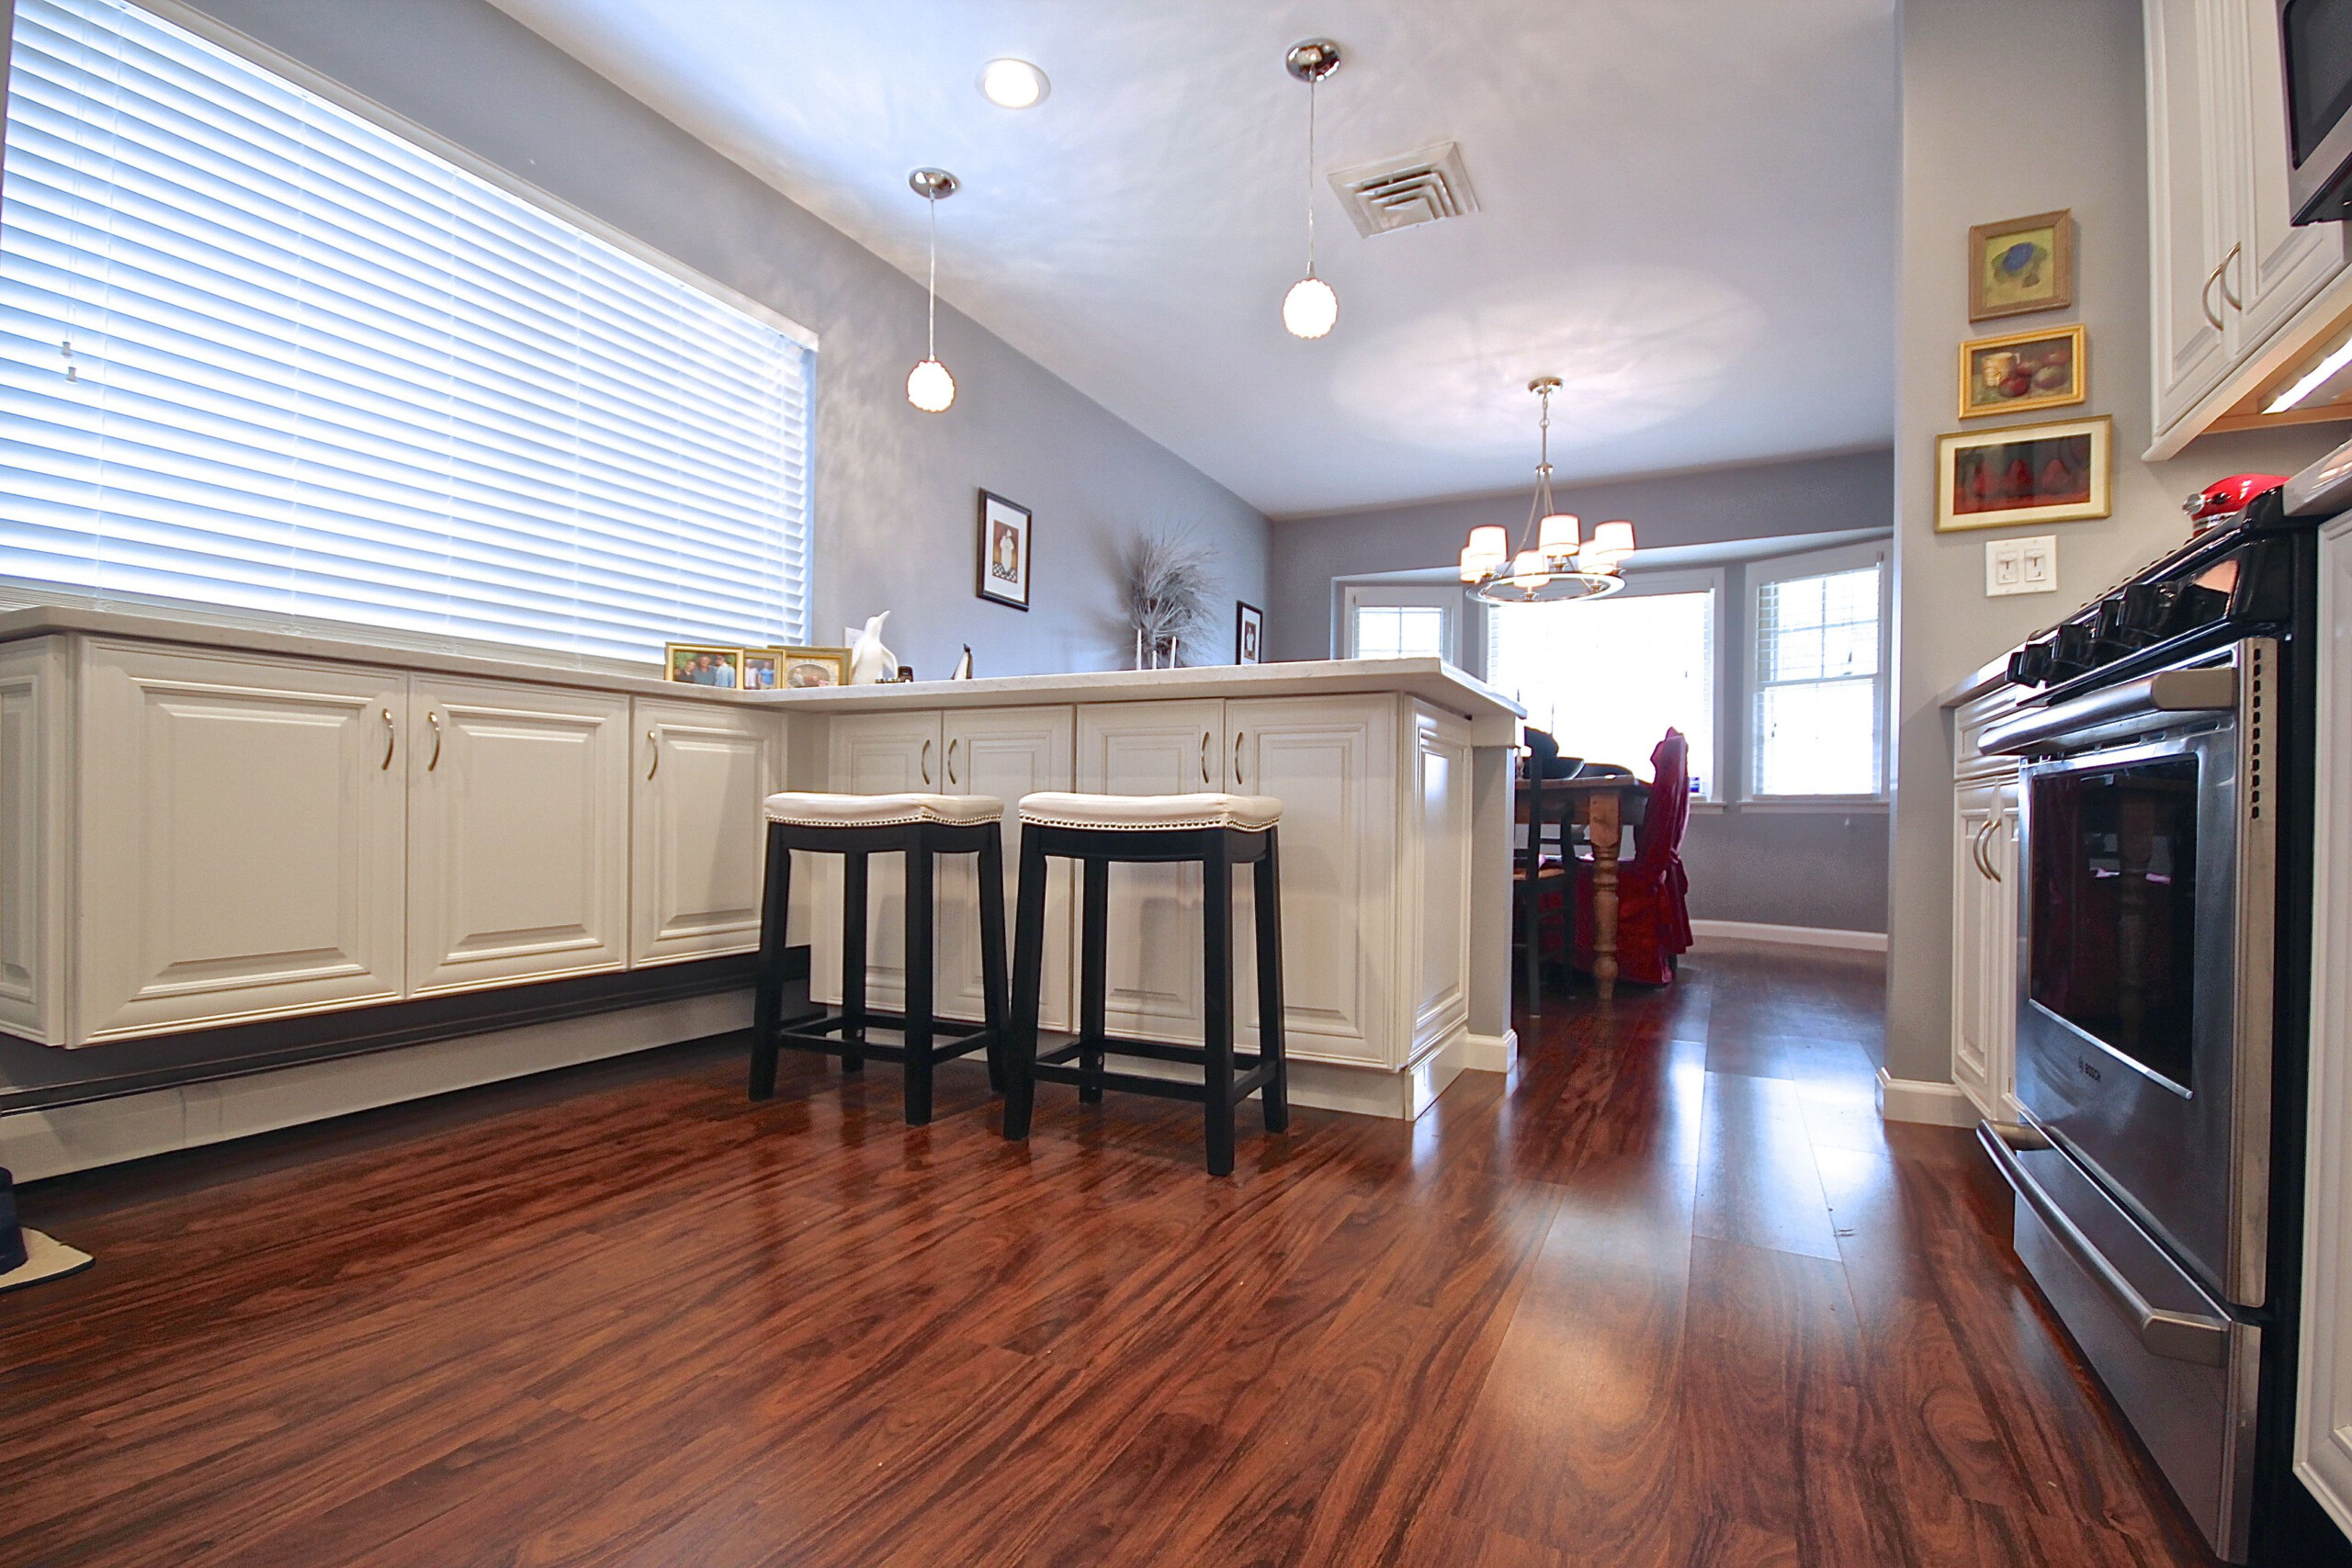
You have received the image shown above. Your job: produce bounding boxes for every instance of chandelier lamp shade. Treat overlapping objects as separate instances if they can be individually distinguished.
[1460,377,1637,604]
[906,167,959,412]
[1281,39,1341,340]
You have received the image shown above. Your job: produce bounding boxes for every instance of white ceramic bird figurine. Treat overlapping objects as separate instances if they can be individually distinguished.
[846,613,896,685]
[951,644,973,681]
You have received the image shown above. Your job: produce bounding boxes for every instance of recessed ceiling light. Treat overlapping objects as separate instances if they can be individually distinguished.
[979,58,1048,109]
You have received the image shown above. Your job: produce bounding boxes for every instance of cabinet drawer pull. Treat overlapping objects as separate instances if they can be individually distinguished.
[2220,242,2244,310]
[426,710,442,773]
[1233,731,1245,786]
[1200,730,1211,784]
[646,728,660,780]
[922,737,933,787]
[946,736,959,786]
[2201,263,2225,331]
[379,707,395,770]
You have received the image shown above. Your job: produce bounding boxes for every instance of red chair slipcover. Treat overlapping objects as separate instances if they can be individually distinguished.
[1571,729,1694,987]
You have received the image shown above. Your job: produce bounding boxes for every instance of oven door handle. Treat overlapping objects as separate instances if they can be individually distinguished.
[1976,1122,2231,1367]
[1982,666,2236,756]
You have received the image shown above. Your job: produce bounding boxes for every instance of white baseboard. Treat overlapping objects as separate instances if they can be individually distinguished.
[1875,1066,1983,1127]
[1690,919,1888,952]
[1462,1029,1518,1074]
[2,990,752,1183]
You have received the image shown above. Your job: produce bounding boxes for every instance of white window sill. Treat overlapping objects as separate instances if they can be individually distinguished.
[1731,796,1891,814]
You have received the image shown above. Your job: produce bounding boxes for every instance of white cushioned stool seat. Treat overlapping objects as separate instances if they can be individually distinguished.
[763,791,1004,828]
[1017,791,1282,832]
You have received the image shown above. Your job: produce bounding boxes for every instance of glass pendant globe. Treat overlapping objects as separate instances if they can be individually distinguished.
[907,356,956,412]
[1283,276,1338,339]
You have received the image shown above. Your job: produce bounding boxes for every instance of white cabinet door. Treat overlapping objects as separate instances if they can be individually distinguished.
[0,637,65,1045]
[809,710,944,1010]
[941,705,1072,1029]
[2148,0,2240,433]
[2227,0,2348,347]
[1228,694,1396,1068]
[1077,699,1227,1043]
[76,641,408,1043]
[407,678,629,996]
[2299,515,2352,1533]
[1951,779,2018,1119]
[1404,704,1473,1066]
[631,698,785,967]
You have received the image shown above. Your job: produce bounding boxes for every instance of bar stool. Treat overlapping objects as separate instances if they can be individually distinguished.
[1002,791,1288,1176]
[750,791,1009,1126]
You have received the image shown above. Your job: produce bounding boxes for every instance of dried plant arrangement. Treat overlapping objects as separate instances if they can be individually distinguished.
[1123,531,1217,668]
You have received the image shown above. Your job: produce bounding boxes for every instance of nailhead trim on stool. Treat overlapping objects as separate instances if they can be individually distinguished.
[763,791,1004,828]
[1015,791,1282,832]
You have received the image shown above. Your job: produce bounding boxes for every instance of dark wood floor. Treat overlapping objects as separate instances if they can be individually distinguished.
[1,942,2216,1567]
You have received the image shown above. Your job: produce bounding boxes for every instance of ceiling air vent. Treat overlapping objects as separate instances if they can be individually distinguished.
[1327,141,1480,237]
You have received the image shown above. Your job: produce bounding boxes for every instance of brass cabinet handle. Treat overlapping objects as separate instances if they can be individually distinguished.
[426,710,442,772]
[646,728,660,781]
[379,707,395,770]
[2202,262,2226,331]
[1200,730,1211,784]
[946,736,959,786]
[1233,731,1245,787]
[922,737,933,787]
[2220,242,2245,310]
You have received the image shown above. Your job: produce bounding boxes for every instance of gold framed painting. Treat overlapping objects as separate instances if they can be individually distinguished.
[1935,415,2112,532]
[769,646,851,689]
[1959,324,2086,419]
[664,643,744,688]
[1968,209,2073,321]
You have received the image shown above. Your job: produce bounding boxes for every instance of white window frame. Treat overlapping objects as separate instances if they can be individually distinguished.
[1485,565,1725,802]
[1340,583,1466,664]
[1744,540,1891,806]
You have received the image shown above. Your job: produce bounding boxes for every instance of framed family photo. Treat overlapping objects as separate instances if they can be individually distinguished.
[977,490,1031,611]
[740,650,782,690]
[1235,601,1263,665]
[1935,415,2112,532]
[771,646,851,689]
[1968,209,2074,321]
[665,643,744,688]
[1959,323,2086,419]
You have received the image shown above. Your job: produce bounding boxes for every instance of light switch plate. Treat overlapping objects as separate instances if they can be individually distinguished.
[1985,535,2058,597]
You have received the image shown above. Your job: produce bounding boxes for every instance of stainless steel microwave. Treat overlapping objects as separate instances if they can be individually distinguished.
[2284,0,2352,221]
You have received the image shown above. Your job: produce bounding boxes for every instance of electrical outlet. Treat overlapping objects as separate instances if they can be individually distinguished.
[1985,535,2058,597]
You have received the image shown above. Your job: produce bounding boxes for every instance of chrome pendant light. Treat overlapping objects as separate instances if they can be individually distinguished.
[906,167,958,412]
[1460,377,1637,604]
[1281,39,1340,339]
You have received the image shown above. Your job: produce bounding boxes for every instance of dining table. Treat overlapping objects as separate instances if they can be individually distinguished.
[1517,774,1650,1003]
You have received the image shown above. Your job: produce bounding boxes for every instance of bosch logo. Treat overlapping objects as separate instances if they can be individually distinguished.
[2077,1057,2102,1082]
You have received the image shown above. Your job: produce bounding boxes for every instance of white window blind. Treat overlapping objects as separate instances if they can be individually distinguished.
[0,0,813,662]
[1752,562,1883,796]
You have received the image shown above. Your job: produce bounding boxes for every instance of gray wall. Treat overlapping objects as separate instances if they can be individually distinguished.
[166,0,1268,681]
[1266,449,1896,932]
[1884,0,2344,1082]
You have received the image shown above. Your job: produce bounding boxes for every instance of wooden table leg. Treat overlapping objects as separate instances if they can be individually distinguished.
[1588,791,1622,1001]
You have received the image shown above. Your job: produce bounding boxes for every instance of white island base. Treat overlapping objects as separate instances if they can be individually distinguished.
[775,659,1525,1120]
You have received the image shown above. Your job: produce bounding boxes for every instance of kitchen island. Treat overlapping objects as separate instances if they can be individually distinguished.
[771,659,1524,1119]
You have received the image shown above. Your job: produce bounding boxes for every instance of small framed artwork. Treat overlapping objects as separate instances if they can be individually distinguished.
[977,490,1032,611]
[740,649,781,690]
[1236,601,1263,665]
[769,646,851,689]
[1969,209,2074,321]
[1936,415,2112,532]
[665,643,744,688]
[1959,323,2086,419]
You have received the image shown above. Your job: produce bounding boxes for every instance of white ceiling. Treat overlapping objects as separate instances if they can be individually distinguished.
[486,0,1899,517]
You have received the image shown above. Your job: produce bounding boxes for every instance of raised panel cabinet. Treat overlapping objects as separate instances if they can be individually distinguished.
[407,678,630,996]
[1078,699,1227,1044]
[632,698,786,966]
[810,710,944,1012]
[75,642,408,1043]
[1405,705,1475,1066]
[941,705,1073,1029]
[2147,0,2238,433]
[1951,778,2018,1121]
[0,637,65,1044]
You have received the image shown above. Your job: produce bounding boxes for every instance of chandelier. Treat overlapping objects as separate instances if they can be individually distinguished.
[1460,376,1636,604]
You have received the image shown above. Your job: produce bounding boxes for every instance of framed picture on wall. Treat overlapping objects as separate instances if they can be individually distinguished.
[1236,601,1263,665]
[1958,323,2086,419]
[1935,414,2112,531]
[977,490,1032,610]
[1967,209,2074,321]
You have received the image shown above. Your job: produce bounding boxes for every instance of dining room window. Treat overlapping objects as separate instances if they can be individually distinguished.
[1485,570,1718,798]
[1749,548,1887,798]
[1341,584,1460,661]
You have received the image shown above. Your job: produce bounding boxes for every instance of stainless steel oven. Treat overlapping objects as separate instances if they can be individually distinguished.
[1983,638,2276,1561]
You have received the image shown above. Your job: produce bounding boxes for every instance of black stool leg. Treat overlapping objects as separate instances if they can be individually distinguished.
[1079,857,1109,1104]
[978,831,1011,1095]
[1202,834,1236,1177]
[1254,830,1288,1134]
[749,823,790,1100]
[1004,825,1049,1141]
[842,851,869,1074]
[903,833,936,1126]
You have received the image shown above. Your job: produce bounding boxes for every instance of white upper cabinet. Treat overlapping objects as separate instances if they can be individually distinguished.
[631,698,785,967]
[406,677,631,996]
[2146,0,2350,446]
[75,641,409,1043]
